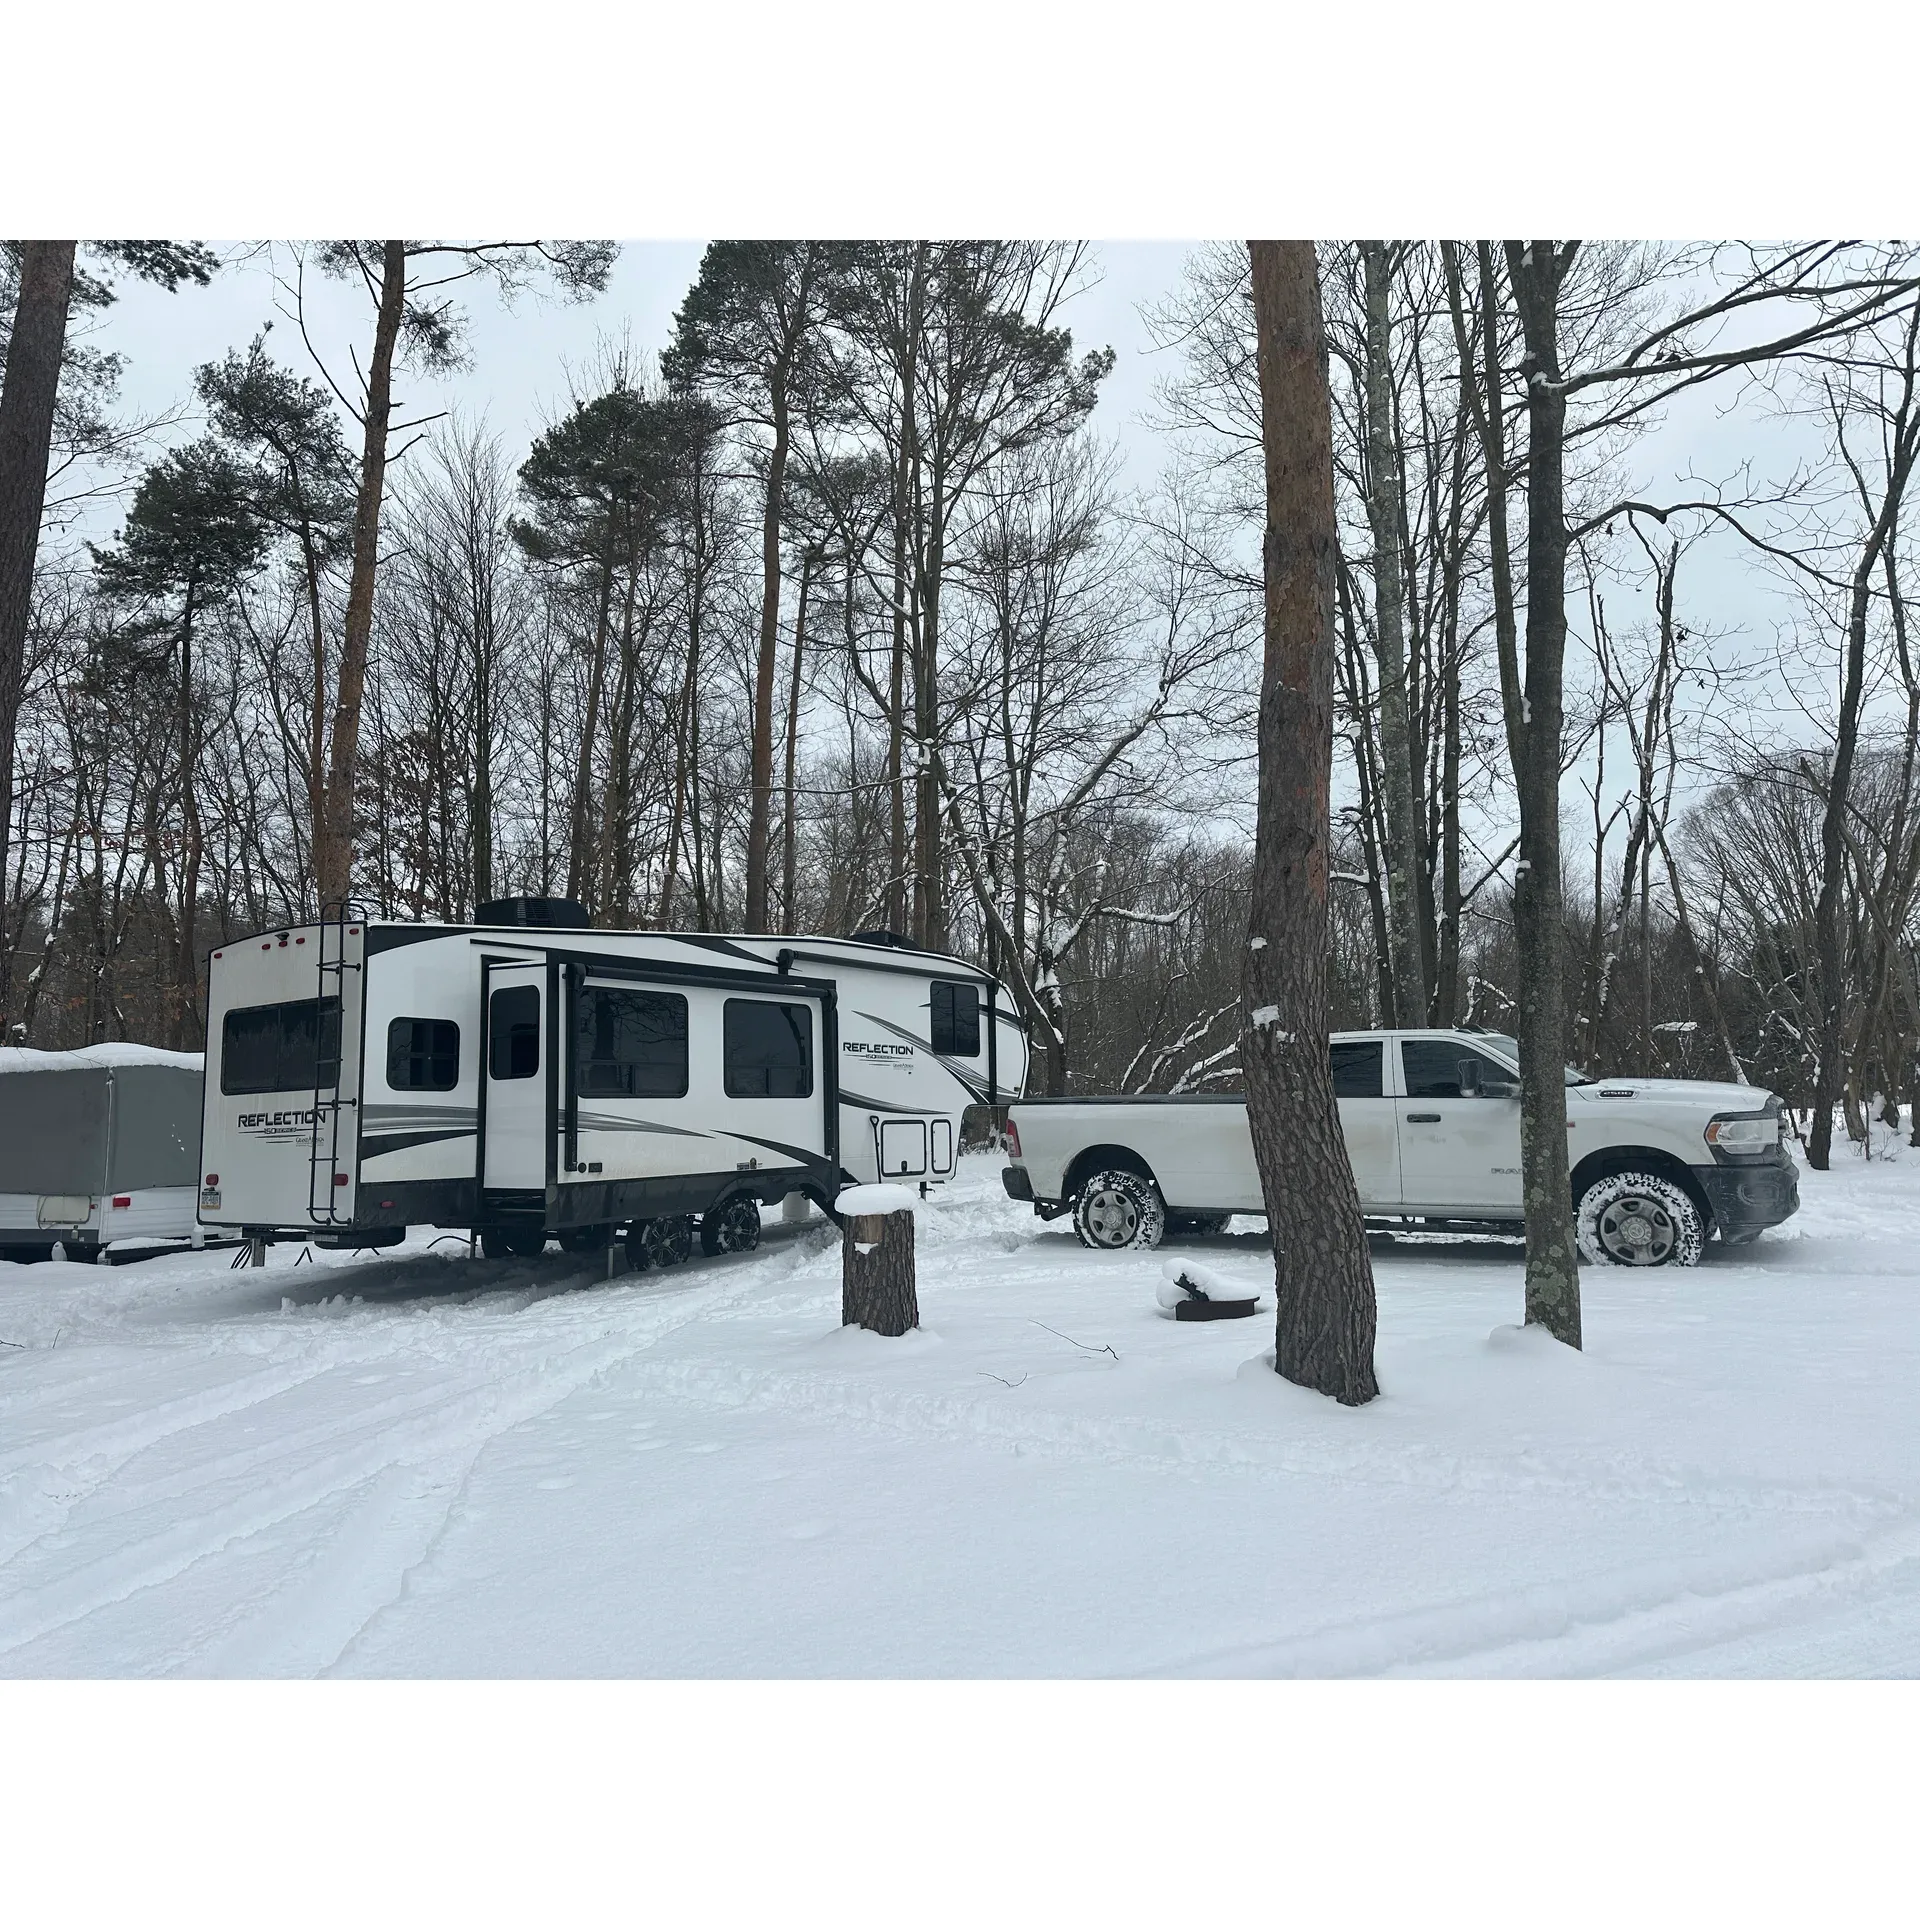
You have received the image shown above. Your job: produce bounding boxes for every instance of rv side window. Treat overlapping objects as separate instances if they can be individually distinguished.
[930,979,981,1056]
[575,986,687,1099]
[387,1017,460,1091]
[221,997,341,1095]
[725,999,813,1099]
[488,986,540,1080]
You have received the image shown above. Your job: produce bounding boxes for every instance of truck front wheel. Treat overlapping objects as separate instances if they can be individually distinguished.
[1072,1170,1166,1252]
[1575,1171,1705,1268]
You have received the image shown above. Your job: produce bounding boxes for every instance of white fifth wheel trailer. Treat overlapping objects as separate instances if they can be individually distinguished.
[198,900,1027,1262]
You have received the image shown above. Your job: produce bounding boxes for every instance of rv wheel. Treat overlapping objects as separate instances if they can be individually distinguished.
[633,1214,694,1270]
[700,1195,762,1257]
[481,1223,548,1260]
[558,1223,615,1256]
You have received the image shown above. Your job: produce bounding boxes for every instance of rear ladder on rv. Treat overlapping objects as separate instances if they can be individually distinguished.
[306,901,361,1225]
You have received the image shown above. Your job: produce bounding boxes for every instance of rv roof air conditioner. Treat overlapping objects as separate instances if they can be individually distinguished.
[474,896,592,930]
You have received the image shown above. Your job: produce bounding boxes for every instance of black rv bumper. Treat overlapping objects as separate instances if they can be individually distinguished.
[1697,1159,1800,1239]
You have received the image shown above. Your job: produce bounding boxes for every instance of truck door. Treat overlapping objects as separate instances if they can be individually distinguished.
[1394,1036,1522,1214]
[483,963,548,1193]
[1330,1038,1400,1208]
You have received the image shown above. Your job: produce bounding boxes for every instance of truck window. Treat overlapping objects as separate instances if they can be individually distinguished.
[221,997,341,1096]
[575,986,687,1098]
[1330,1040,1384,1098]
[725,1000,813,1099]
[387,1017,460,1091]
[1401,1038,1493,1099]
[930,980,981,1056]
[488,986,540,1080]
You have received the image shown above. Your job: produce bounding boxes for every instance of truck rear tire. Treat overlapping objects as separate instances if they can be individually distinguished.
[1575,1171,1705,1268]
[1072,1169,1166,1252]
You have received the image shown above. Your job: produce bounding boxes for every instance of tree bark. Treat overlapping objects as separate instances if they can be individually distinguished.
[316,240,407,911]
[1505,241,1583,1349]
[744,371,790,933]
[780,549,814,936]
[1242,240,1378,1407]
[175,581,203,1046]
[1359,241,1428,1024]
[0,240,77,1007]
[841,1207,918,1336]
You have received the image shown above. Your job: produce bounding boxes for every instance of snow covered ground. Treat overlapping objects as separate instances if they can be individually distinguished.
[4,1143,1920,1678]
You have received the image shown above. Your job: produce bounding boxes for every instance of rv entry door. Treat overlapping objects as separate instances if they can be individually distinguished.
[484,963,549,1192]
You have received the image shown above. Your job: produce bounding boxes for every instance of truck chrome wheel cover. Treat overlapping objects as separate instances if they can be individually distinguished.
[1082,1186,1139,1247]
[1595,1193,1675,1265]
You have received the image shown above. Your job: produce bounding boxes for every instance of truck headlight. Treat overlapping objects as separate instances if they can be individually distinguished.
[1705,1113,1778,1155]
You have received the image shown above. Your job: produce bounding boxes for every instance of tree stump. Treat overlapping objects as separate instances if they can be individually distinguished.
[841,1203,918,1337]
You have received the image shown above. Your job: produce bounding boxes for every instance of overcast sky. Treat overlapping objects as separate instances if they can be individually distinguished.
[83,241,1196,503]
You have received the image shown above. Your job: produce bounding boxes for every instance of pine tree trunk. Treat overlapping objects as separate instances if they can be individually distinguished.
[316,240,407,911]
[175,583,203,1046]
[842,1208,918,1336]
[1506,242,1582,1349]
[1242,240,1379,1408]
[0,240,76,1012]
[1359,241,1428,1025]
[744,375,790,933]
[780,551,813,936]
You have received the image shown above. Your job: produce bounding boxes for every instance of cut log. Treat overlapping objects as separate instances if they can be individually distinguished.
[842,1207,918,1337]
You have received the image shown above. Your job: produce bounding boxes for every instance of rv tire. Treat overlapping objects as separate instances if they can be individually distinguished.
[700,1194,762,1257]
[631,1214,693,1270]
[481,1223,547,1260]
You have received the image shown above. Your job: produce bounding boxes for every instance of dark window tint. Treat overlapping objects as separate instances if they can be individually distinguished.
[1329,1040,1384,1098]
[221,997,340,1095]
[488,985,540,1080]
[1401,1038,1496,1099]
[725,999,813,1099]
[930,979,981,1056]
[575,986,687,1099]
[387,1017,460,1091]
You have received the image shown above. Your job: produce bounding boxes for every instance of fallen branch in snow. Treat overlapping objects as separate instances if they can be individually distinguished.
[1030,1319,1119,1361]
[980,1369,1028,1388]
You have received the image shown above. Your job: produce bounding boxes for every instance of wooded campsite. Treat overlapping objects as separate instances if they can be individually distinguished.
[6,239,1919,1168]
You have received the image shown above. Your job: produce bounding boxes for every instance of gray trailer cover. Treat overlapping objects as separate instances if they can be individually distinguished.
[0,1049,203,1193]
[0,1065,112,1192]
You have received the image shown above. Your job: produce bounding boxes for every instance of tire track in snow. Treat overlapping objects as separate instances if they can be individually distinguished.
[1140,1511,1920,1679]
[0,1268,771,1674]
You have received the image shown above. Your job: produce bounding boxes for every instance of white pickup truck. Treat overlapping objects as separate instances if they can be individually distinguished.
[1001,1028,1800,1268]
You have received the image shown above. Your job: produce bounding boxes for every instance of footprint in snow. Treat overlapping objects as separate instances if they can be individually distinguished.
[536,1476,576,1492]
[685,1441,725,1455]
[785,1520,832,1541]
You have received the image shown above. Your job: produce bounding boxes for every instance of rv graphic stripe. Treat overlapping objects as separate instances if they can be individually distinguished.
[360,1128,477,1160]
[850,1012,991,1102]
[574,1111,706,1137]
